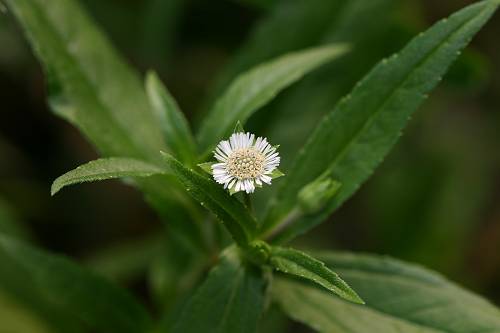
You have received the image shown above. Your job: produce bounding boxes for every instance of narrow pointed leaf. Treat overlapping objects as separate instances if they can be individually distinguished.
[269,246,363,304]
[172,249,266,333]
[0,234,153,333]
[162,152,257,247]
[51,157,165,195]
[6,0,206,251]
[5,0,165,161]
[146,71,197,165]
[197,44,349,154]
[273,251,500,333]
[262,0,499,242]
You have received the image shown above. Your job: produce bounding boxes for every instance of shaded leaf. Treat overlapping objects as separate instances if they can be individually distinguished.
[197,44,349,154]
[269,247,362,304]
[262,0,499,242]
[146,71,197,165]
[51,157,165,195]
[273,251,500,333]
[172,249,266,333]
[0,234,153,333]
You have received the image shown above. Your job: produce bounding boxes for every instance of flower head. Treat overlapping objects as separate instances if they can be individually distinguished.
[212,132,280,194]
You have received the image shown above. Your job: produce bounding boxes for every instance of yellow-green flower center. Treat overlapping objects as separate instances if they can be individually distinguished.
[226,148,265,180]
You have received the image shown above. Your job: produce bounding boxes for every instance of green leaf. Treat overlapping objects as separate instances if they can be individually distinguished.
[172,248,267,333]
[269,168,285,179]
[262,0,499,242]
[197,44,350,155]
[0,234,153,333]
[146,71,197,165]
[51,157,165,196]
[269,246,363,304]
[233,121,246,133]
[7,0,207,257]
[5,0,165,162]
[162,152,257,247]
[197,162,214,175]
[272,251,500,333]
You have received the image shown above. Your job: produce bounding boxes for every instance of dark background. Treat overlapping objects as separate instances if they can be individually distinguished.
[1,0,499,330]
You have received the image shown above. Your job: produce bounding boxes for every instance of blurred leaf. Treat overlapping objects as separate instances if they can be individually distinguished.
[209,0,344,97]
[0,234,153,333]
[5,0,165,161]
[0,290,53,333]
[51,157,165,195]
[6,0,205,250]
[140,0,185,66]
[0,198,30,240]
[172,249,266,333]
[273,251,500,332]
[162,152,257,247]
[146,71,197,165]
[262,0,499,242]
[269,246,363,304]
[85,234,164,283]
[197,44,349,155]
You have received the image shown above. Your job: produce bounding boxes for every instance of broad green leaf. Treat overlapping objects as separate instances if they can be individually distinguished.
[172,249,266,333]
[197,44,350,155]
[5,0,165,161]
[51,157,165,195]
[0,234,152,333]
[262,0,499,242]
[162,152,257,247]
[146,71,197,165]
[273,251,500,333]
[269,247,362,304]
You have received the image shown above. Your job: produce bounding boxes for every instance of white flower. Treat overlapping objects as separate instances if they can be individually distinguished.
[212,132,280,194]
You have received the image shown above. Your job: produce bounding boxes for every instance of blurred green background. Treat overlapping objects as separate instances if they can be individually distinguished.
[1,0,499,330]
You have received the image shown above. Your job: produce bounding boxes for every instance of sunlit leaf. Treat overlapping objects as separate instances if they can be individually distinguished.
[269,246,363,304]
[51,157,165,195]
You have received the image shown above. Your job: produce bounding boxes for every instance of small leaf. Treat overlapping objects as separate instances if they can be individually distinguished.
[51,157,165,196]
[162,152,257,247]
[172,248,267,333]
[197,44,350,154]
[297,177,341,215]
[262,0,500,242]
[0,234,153,333]
[197,162,215,175]
[233,121,246,133]
[273,251,500,333]
[146,71,197,165]
[269,246,363,304]
[269,168,285,179]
